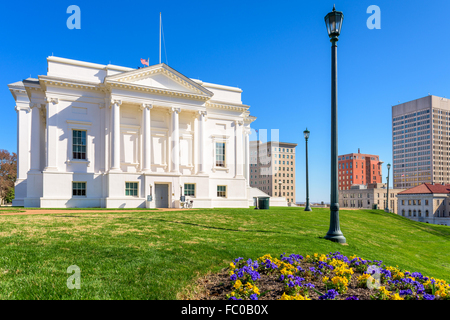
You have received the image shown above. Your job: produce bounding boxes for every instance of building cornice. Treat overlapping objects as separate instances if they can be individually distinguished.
[206,100,250,112]
[244,115,257,124]
[106,80,210,101]
[38,76,104,92]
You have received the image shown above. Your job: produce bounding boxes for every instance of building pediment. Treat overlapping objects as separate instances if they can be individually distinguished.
[104,63,214,99]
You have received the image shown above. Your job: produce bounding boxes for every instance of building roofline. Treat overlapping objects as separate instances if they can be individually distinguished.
[250,140,297,146]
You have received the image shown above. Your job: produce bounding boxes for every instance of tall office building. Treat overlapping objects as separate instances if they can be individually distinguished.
[338,150,383,190]
[392,95,450,189]
[249,141,297,204]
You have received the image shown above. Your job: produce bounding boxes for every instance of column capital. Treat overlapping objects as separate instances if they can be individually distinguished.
[140,103,153,111]
[45,97,59,105]
[170,107,181,114]
[244,127,252,135]
[30,103,41,109]
[234,120,244,126]
[110,99,122,108]
[198,110,207,116]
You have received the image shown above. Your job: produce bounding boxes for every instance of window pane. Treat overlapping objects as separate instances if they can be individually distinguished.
[216,143,225,167]
[125,182,138,197]
[72,182,86,197]
[73,130,87,160]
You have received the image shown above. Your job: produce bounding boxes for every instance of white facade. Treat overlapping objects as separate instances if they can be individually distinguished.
[9,56,256,208]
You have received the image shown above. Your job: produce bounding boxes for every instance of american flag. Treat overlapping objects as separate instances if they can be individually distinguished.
[140,58,149,66]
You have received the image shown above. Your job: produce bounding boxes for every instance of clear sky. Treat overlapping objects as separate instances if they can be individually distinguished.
[1,0,449,203]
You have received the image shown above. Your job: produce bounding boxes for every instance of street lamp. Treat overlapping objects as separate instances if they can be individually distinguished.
[324,6,346,244]
[304,128,312,211]
[385,163,391,212]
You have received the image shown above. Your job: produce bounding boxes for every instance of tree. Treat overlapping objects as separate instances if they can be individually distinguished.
[4,188,14,204]
[0,150,16,205]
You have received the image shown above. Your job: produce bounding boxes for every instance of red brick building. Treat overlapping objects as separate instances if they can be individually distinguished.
[338,149,383,190]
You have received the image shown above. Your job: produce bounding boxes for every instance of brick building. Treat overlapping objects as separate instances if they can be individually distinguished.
[338,150,383,191]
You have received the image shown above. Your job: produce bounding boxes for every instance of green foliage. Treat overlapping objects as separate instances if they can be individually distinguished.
[0,150,16,203]
[0,207,449,299]
[4,188,14,204]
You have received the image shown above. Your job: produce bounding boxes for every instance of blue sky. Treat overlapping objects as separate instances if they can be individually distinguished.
[1,0,449,203]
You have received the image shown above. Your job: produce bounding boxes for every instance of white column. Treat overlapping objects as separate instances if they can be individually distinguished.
[244,127,250,186]
[234,120,244,178]
[171,108,180,173]
[15,106,30,179]
[141,103,153,172]
[110,100,122,171]
[198,111,207,174]
[44,97,59,171]
[30,103,42,173]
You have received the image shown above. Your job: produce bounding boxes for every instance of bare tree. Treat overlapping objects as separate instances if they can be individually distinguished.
[0,150,16,205]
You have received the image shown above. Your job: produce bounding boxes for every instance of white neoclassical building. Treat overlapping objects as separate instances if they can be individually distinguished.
[8,56,257,208]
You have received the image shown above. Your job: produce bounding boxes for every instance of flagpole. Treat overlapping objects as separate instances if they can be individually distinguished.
[159,12,162,64]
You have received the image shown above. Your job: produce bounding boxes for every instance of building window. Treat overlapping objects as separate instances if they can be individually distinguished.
[215,142,225,167]
[425,200,429,205]
[217,185,227,198]
[184,184,195,196]
[125,182,138,197]
[73,130,86,160]
[402,209,405,216]
[72,182,86,197]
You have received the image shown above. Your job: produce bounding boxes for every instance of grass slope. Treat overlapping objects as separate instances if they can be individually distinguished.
[0,207,449,299]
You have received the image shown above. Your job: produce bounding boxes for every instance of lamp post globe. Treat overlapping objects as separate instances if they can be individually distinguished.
[324,6,346,244]
[304,128,312,211]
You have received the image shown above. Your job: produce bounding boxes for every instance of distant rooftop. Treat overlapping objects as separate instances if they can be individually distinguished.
[398,183,450,195]
[250,140,298,147]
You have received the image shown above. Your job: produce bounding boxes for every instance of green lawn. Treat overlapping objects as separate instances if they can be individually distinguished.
[0,206,449,299]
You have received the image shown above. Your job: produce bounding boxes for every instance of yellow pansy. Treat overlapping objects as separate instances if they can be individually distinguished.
[390,293,404,300]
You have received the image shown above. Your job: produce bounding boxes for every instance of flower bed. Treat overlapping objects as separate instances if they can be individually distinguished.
[197,252,449,300]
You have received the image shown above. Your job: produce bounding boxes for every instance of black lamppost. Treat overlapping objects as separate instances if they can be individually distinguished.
[385,163,391,212]
[304,128,312,211]
[324,6,346,243]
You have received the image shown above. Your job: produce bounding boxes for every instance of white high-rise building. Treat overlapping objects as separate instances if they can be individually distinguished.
[9,56,256,208]
[392,95,450,189]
